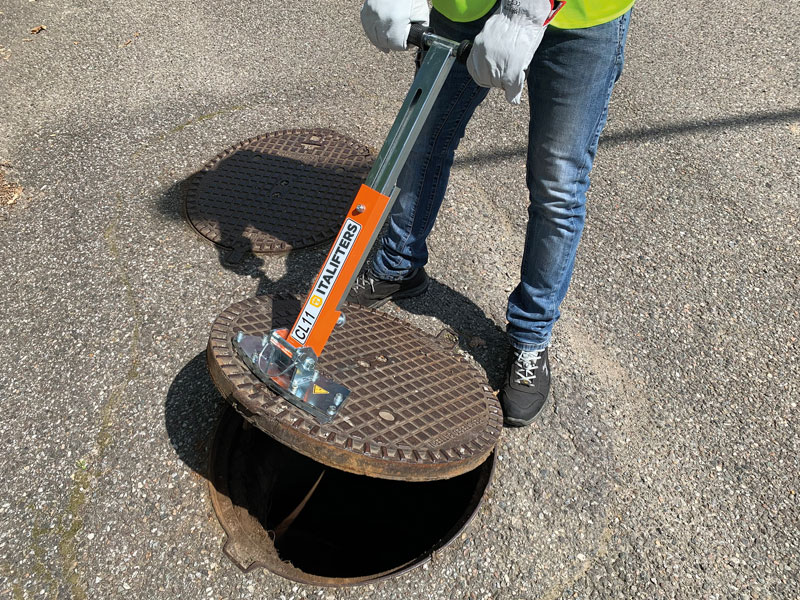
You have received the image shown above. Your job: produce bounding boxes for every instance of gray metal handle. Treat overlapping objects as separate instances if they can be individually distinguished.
[366,35,461,197]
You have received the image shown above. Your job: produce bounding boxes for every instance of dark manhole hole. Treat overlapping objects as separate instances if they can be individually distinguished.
[184,128,374,262]
[209,406,495,585]
[207,295,503,481]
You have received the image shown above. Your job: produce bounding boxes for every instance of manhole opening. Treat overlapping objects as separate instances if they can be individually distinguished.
[210,408,494,585]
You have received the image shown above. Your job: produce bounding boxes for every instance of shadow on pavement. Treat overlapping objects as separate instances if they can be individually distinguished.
[164,351,226,477]
[396,278,510,388]
[154,162,326,299]
[455,108,800,167]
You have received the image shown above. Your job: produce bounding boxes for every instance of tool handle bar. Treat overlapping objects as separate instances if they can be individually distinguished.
[407,23,472,64]
[407,23,429,50]
[454,39,473,64]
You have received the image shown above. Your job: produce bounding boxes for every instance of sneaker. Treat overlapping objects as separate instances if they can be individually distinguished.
[345,268,430,308]
[499,347,551,427]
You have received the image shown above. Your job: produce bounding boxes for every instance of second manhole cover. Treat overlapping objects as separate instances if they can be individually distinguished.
[184,129,374,262]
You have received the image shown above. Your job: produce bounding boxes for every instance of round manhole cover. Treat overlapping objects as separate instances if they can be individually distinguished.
[207,295,503,481]
[184,129,374,262]
[208,407,495,584]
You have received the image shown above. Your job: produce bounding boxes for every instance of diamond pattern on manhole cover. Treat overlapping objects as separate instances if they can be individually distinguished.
[206,295,503,481]
[184,129,374,262]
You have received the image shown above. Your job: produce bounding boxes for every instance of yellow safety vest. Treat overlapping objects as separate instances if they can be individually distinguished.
[432,0,635,28]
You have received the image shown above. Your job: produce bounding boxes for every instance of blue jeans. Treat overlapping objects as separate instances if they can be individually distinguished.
[371,8,632,351]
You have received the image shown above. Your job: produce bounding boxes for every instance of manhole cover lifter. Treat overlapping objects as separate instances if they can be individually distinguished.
[233,28,472,423]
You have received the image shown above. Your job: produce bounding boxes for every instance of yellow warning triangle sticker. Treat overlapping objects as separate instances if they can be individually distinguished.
[313,385,329,395]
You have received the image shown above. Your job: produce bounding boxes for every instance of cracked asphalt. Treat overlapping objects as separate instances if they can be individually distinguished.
[1,0,798,599]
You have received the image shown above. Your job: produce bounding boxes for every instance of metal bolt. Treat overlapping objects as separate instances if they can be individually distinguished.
[354,204,366,215]
[326,405,337,416]
[336,314,346,327]
[333,393,344,406]
[302,357,316,370]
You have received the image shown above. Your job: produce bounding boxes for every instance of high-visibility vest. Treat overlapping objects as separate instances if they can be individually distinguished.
[432,0,635,28]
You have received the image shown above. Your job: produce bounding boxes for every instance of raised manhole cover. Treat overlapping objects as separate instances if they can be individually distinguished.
[184,129,374,262]
[209,406,495,584]
[207,295,503,481]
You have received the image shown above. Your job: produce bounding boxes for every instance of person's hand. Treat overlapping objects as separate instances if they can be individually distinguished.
[361,0,430,52]
[467,0,562,104]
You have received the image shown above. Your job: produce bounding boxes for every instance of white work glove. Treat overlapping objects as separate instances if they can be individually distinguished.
[361,0,430,52]
[467,0,560,104]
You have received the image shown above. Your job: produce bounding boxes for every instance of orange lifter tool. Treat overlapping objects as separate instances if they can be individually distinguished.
[233,26,472,423]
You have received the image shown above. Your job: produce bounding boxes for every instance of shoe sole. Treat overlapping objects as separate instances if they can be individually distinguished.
[365,278,430,309]
[502,391,551,428]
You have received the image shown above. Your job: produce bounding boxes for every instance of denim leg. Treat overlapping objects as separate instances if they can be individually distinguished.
[506,11,632,351]
[371,13,490,281]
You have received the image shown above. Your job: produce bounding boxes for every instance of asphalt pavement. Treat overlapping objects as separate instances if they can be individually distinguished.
[0,0,798,599]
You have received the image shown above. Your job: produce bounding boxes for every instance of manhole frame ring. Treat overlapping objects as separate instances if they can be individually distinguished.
[207,405,497,587]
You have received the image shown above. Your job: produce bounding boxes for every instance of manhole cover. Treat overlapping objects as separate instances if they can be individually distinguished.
[209,406,495,585]
[184,129,374,262]
[207,295,503,481]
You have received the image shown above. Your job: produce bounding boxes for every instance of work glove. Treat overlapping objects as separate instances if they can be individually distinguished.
[467,0,564,104]
[361,0,430,52]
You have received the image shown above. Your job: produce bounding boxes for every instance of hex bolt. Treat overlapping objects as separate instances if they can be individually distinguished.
[333,393,344,406]
[302,357,316,370]
[336,314,346,327]
[354,204,366,215]
[326,405,337,416]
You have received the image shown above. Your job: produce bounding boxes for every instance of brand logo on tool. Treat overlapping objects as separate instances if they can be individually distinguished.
[291,219,361,343]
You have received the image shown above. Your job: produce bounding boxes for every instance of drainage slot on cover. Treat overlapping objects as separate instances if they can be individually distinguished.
[209,408,494,586]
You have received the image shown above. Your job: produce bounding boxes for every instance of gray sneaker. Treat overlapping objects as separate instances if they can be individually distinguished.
[499,347,551,427]
[345,268,430,308]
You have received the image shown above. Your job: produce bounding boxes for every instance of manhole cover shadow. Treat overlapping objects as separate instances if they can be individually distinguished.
[209,406,495,586]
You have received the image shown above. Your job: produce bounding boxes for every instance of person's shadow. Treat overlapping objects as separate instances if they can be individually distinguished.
[157,141,510,475]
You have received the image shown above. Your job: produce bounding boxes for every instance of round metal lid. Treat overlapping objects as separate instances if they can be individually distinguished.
[207,295,503,481]
[184,129,374,262]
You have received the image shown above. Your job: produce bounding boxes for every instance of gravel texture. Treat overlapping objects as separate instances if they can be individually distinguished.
[0,0,798,599]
